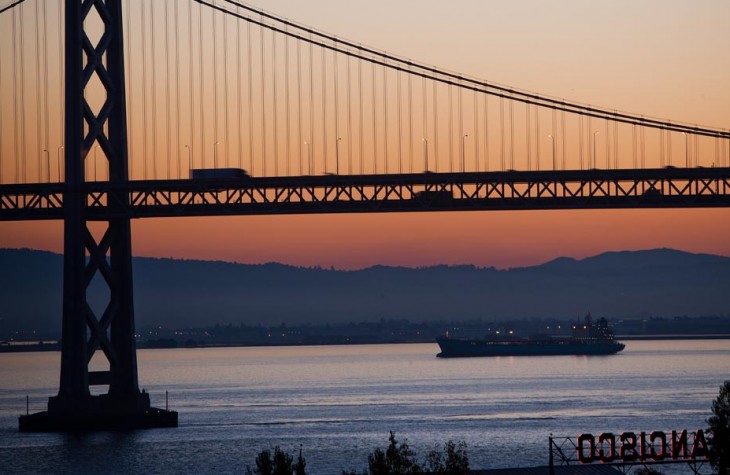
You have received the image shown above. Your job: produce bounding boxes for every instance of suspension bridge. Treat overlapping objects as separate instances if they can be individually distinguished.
[1,0,728,431]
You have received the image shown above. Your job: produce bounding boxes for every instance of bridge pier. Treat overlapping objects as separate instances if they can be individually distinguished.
[19,0,176,432]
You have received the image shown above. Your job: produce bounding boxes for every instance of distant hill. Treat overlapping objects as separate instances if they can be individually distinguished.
[1,248,728,335]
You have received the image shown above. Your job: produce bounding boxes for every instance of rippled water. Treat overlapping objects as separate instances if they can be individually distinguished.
[1,340,728,474]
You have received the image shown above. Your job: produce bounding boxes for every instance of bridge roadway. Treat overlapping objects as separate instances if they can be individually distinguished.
[1,167,729,221]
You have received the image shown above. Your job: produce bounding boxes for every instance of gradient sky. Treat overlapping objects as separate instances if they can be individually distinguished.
[1,0,729,269]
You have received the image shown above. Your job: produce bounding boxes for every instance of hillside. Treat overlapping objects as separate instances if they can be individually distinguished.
[1,248,728,335]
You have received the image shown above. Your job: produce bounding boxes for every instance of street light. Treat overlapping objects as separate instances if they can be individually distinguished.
[592,131,599,168]
[184,145,192,177]
[214,141,221,168]
[682,132,689,168]
[461,134,468,172]
[335,137,342,175]
[42,149,50,183]
[547,135,556,170]
[304,141,311,175]
[57,146,64,182]
[421,138,429,172]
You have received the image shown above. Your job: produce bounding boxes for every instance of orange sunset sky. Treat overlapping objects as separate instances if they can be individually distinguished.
[1,0,729,269]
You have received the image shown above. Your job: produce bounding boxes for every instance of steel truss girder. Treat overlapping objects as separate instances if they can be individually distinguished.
[1,169,729,221]
[50,0,143,413]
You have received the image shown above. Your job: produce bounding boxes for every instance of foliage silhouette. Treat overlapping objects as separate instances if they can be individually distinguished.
[342,432,468,475]
[708,381,730,475]
[245,446,304,475]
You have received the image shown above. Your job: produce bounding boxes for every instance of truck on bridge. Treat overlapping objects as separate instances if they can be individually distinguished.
[190,168,250,180]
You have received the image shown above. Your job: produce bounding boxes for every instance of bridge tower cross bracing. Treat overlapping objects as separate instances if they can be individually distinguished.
[19,0,176,431]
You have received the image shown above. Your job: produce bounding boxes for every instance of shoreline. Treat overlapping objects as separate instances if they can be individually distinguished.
[2,334,730,353]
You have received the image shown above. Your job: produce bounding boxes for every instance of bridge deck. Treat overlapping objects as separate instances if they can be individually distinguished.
[1,168,729,221]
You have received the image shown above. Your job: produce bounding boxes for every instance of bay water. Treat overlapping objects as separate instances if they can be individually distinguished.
[1,340,728,474]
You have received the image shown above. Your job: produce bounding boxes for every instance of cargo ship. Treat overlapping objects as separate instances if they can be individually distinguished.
[436,315,625,358]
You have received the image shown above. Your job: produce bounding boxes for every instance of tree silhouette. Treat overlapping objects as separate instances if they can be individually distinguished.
[245,446,301,475]
[708,381,730,475]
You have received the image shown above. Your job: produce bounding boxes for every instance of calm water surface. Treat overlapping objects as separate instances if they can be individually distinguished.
[0,340,728,474]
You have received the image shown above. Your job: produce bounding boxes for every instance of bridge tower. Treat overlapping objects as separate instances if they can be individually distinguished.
[19,0,176,431]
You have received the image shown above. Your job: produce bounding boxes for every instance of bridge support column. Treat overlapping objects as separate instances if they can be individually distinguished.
[19,0,176,431]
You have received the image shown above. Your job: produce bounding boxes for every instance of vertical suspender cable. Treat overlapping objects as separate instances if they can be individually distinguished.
[19,5,27,183]
[397,69,402,173]
[604,119,609,169]
[234,2,241,170]
[187,0,194,174]
[175,0,182,177]
[448,84,453,172]
[632,124,637,168]
[372,61,377,174]
[613,118,618,169]
[382,62,388,173]
[561,109,566,170]
[484,93,489,171]
[151,0,158,178]
[333,40,339,174]
[346,55,353,174]
[272,28,278,176]
[296,36,302,175]
[308,33,314,174]
[432,81,438,172]
[358,56,364,174]
[535,106,540,171]
[473,90,478,172]
[188,1,196,173]
[408,72,413,174]
[12,8,18,182]
[164,0,172,178]
[199,3,205,170]
[422,76,427,172]
[457,87,463,171]
[142,0,149,178]
[321,44,327,173]
[509,100,514,170]
[248,21,253,174]
[659,129,664,167]
[551,109,557,170]
[18,3,28,183]
[285,28,291,176]
[34,0,42,182]
[668,129,672,167]
[260,14,266,174]
[223,7,230,168]
[578,115,583,170]
[526,103,531,170]
[499,97,505,171]
[212,2,219,168]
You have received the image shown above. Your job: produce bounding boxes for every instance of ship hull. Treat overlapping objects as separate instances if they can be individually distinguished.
[435,337,625,358]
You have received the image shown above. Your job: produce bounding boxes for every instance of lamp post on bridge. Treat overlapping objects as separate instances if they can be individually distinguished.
[57,146,63,182]
[548,135,556,170]
[422,138,429,172]
[184,145,191,177]
[683,132,689,168]
[592,131,599,169]
[336,137,342,175]
[214,141,221,169]
[461,134,468,172]
[42,149,50,183]
[304,141,311,175]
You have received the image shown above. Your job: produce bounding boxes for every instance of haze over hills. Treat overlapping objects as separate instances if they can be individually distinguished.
[1,248,728,335]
